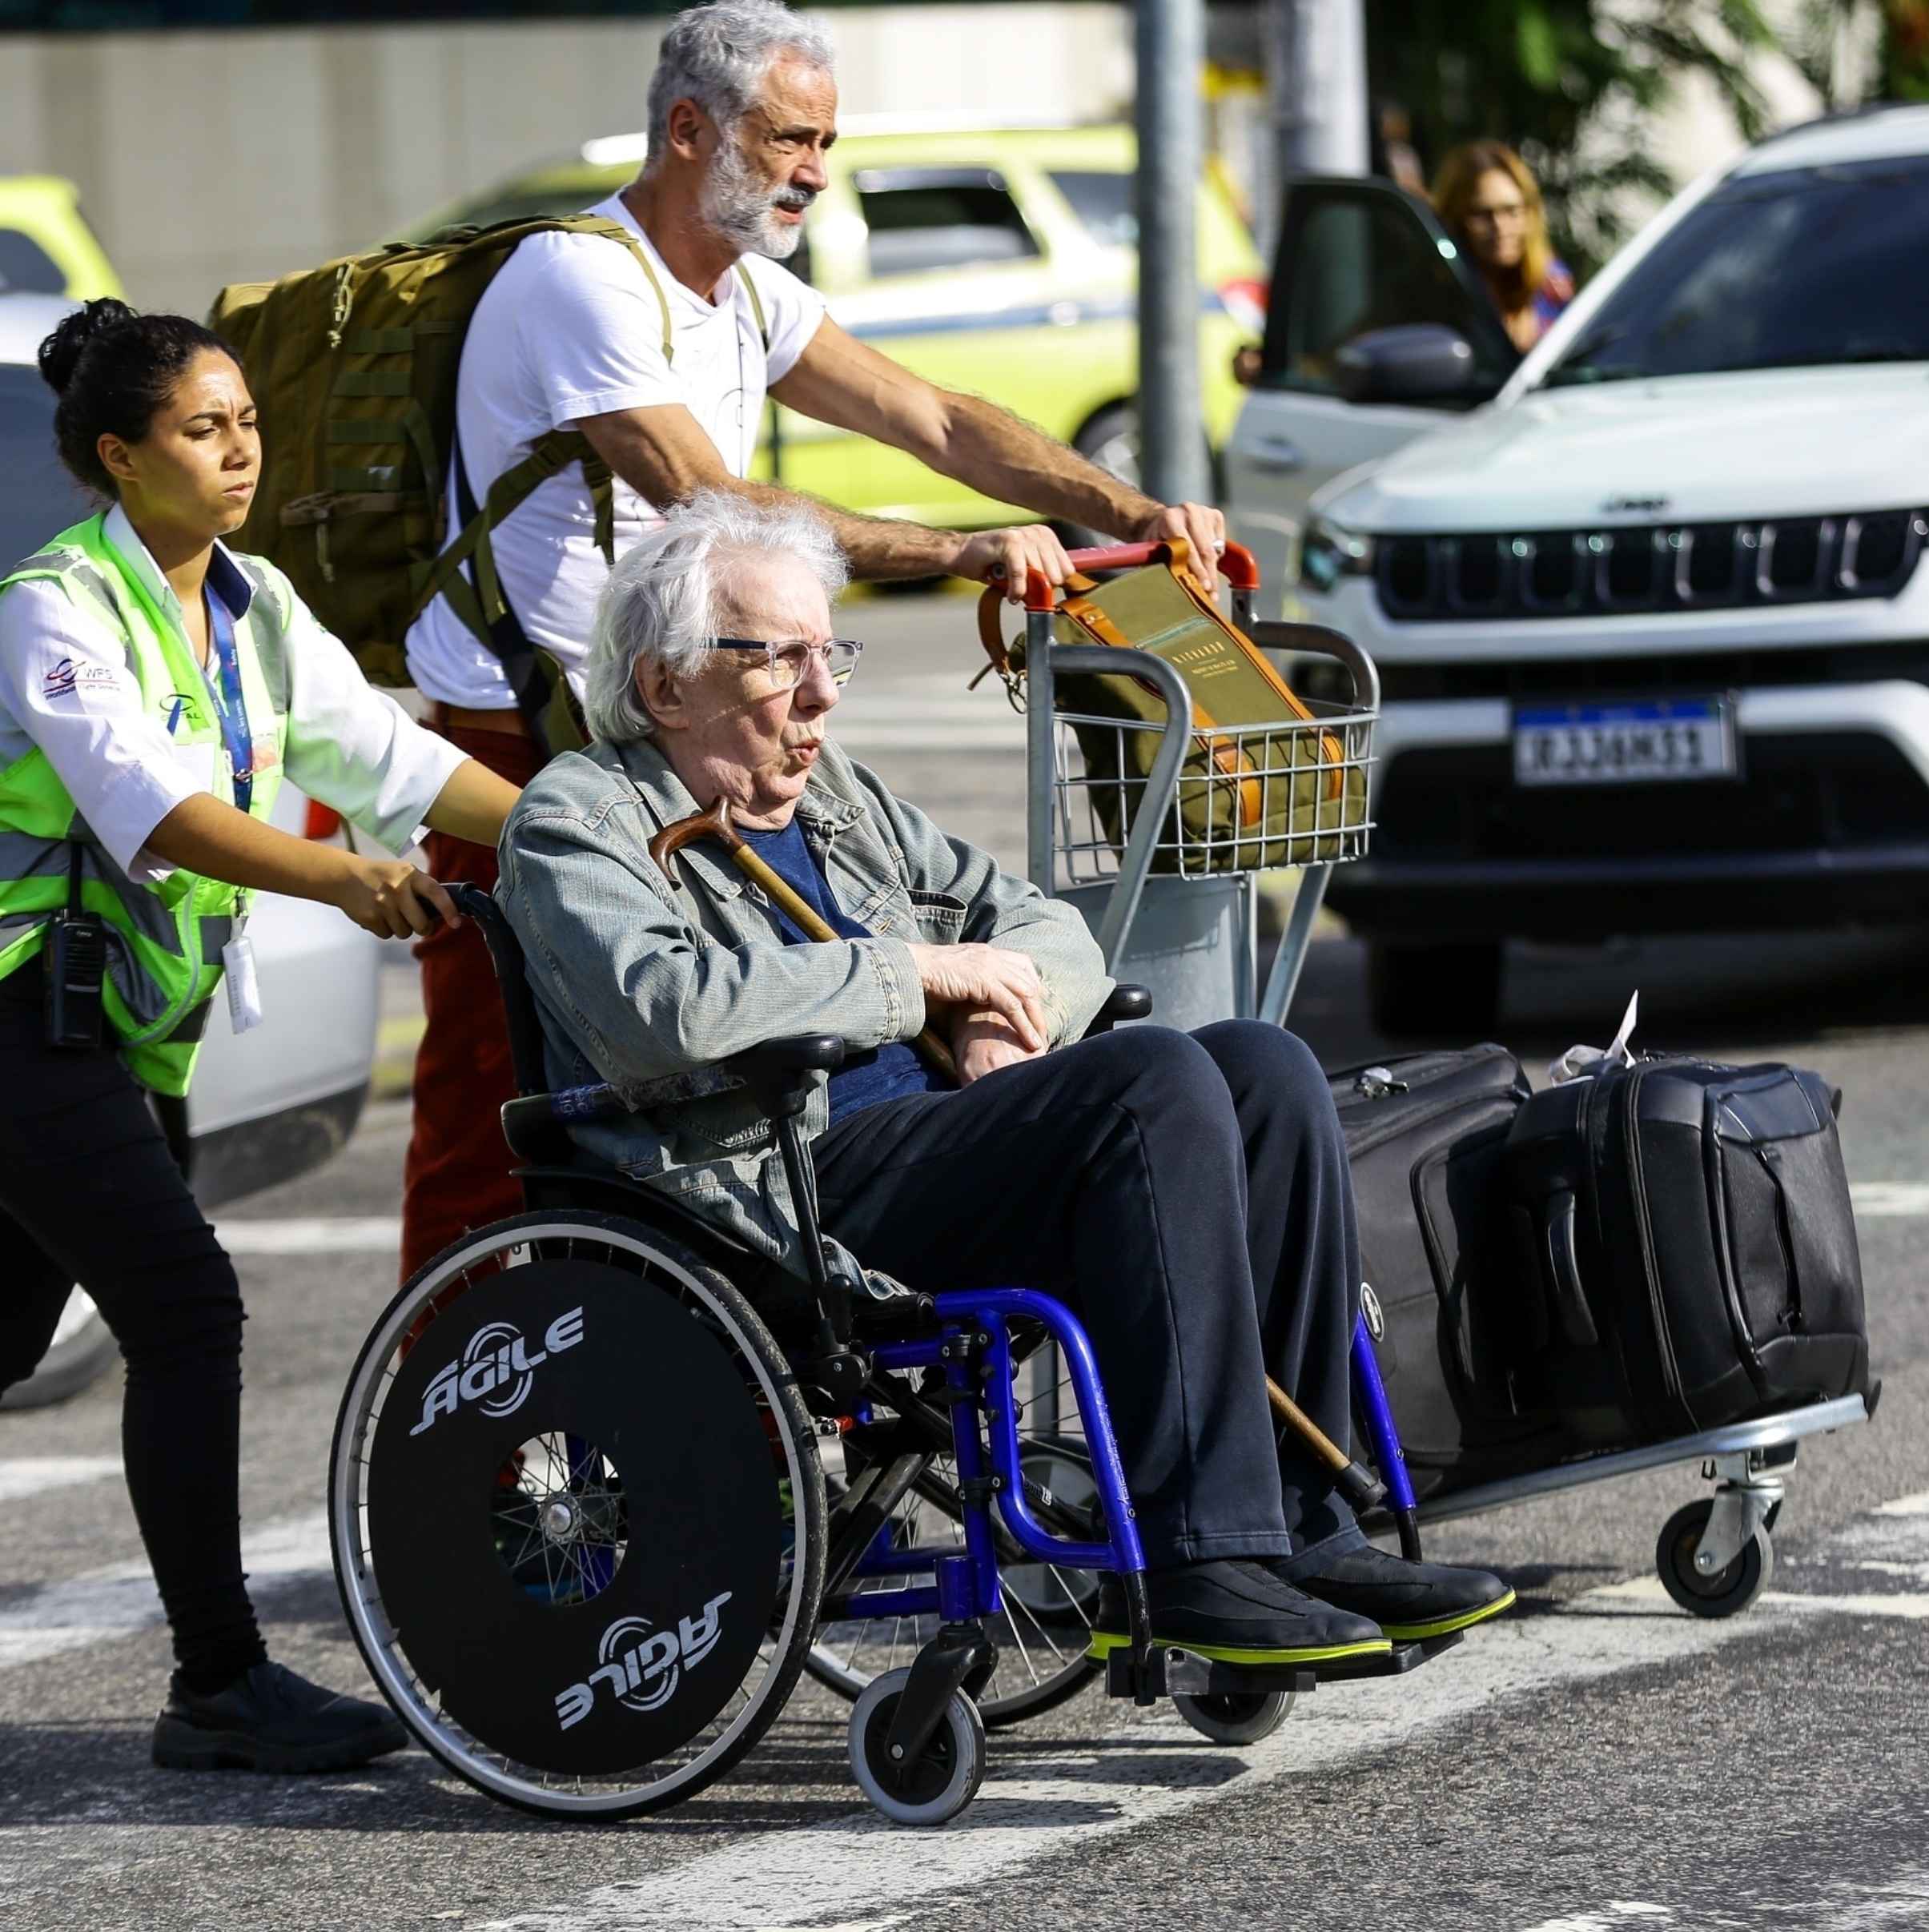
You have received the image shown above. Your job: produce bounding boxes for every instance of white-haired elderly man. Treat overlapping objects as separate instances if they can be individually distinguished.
[497,495,1515,1669]
[396,0,1238,1282]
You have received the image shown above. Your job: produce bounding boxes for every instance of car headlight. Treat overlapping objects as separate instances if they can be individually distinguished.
[1300,518,1376,592]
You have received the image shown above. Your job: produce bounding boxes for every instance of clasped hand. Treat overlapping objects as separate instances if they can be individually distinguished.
[904,942,1048,1086]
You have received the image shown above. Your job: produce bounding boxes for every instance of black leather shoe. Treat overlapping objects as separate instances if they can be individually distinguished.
[1089,1559,1389,1666]
[152,1662,408,1773]
[1275,1544,1515,1641]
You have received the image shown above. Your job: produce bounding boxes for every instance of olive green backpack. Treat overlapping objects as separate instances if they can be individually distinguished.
[210,216,691,747]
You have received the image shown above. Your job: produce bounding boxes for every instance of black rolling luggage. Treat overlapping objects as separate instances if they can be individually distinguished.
[1504,1058,1871,1447]
[1332,1046,1565,1501]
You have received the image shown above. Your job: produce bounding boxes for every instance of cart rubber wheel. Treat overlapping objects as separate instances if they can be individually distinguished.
[1655,1498,1773,1618]
[1173,1689,1295,1746]
[848,1666,985,1826]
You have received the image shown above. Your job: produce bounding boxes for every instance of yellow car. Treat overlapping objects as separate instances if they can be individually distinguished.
[0,176,123,302]
[400,120,1264,529]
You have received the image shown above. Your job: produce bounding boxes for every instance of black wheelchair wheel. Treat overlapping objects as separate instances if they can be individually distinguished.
[806,1340,1100,1726]
[330,1211,826,1819]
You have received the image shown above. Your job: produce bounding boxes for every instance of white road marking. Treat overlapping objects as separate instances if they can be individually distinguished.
[829,678,1027,753]
[478,1488,1929,1932]
[0,1457,120,1504]
[214,1217,400,1254]
[0,1512,328,1670]
[472,1587,1796,1932]
[1871,1490,1929,1516]
[1848,1182,1929,1216]
[1517,1907,1674,1932]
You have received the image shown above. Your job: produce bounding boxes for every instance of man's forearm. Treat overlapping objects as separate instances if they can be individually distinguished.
[907,392,1161,539]
[721,478,987,580]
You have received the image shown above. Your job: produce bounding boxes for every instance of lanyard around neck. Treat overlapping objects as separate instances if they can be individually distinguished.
[201,584,254,817]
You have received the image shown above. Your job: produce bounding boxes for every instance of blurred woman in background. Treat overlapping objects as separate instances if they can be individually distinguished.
[1433,139,1574,351]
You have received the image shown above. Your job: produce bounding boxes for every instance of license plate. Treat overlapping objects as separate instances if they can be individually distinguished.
[1513,697,1737,786]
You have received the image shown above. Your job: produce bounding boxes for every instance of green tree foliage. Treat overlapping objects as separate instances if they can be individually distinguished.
[1365,1,1782,271]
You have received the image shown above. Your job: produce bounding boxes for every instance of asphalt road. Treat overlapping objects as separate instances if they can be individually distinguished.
[2,592,1927,1930]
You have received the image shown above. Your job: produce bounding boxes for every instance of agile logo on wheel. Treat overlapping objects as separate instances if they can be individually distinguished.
[408,1307,585,1436]
[553,1593,734,1729]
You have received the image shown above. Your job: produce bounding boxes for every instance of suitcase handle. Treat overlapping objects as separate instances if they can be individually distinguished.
[1543,1192,1601,1348]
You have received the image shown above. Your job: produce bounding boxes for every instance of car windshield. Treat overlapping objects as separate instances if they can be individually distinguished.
[1542,154,1929,387]
[0,364,93,568]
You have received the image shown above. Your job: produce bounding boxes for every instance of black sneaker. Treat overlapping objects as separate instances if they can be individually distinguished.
[1087,1559,1390,1667]
[152,1661,408,1773]
[1275,1544,1515,1641]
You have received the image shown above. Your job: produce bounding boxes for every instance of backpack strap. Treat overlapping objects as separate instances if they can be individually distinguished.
[738,259,773,352]
[409,428,589,753]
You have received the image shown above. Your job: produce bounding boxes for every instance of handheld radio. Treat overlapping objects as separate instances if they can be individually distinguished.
[45,840,107,1049]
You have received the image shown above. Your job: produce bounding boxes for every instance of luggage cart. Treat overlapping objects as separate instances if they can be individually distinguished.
[1014,541,1378,1025]
[1007,541,1870,1620]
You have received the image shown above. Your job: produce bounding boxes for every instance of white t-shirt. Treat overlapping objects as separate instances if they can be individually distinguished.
[404,193,828,710]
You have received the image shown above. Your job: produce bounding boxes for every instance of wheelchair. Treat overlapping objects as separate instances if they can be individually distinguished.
[328,885,1441,1825]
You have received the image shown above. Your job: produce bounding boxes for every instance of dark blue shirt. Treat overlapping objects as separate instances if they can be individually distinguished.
[737,817,947,1124]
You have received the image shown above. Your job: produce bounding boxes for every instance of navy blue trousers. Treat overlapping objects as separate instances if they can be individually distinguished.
[814,1020,1365,1570]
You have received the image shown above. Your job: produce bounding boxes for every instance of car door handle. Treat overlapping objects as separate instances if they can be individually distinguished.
[1247,437,1306,473]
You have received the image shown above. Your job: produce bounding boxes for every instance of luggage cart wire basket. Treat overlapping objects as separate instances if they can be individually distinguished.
[1015,540,1379,1030]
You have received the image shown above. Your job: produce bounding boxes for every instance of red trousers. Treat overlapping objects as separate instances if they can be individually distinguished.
[400,721,548,1282]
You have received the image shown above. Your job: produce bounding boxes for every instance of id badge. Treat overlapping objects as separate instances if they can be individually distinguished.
[223,920,263,1034]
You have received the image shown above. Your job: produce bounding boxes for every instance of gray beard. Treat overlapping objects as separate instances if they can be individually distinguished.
[704,138,811,260]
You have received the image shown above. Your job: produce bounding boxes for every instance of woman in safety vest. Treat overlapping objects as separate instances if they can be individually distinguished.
[0,300,519,1773]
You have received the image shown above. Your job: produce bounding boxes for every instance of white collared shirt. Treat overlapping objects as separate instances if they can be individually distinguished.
[0,504,466,881]
[402,194,827,711]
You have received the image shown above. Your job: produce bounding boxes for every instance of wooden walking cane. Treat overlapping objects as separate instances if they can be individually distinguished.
[1266,1378,1387,1513]
[648,796,959,1084]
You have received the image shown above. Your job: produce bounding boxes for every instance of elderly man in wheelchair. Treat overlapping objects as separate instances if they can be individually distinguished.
[330,492,1510,1824]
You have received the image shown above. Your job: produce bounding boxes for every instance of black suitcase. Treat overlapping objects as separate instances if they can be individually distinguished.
[1505,1057,1870,1446]
[1332,1046,1565,1501]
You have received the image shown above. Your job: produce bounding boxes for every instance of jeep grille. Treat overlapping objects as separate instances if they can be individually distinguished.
[1376,511,1928,623]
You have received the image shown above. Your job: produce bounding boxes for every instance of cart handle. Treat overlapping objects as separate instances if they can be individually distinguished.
[1003,538,1261,612]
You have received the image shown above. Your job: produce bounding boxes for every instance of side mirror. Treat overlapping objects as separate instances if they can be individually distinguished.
[1333,323,1475,404]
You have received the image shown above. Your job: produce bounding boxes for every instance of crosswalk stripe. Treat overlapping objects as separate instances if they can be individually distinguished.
[0,1512,328,1670]
[0,1457,120,1504]
[476,1519,1929,1932]
[1848,1182,1929,1216]
[214,1217,401,1254]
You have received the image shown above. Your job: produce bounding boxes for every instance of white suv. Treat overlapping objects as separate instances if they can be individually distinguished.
[1226,106,1929,1034]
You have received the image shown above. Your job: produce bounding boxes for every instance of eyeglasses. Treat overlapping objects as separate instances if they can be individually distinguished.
[712,637,865,689]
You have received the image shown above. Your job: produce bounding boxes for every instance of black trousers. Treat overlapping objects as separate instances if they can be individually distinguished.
[814,1020,1366,1571]
[0,962,267,1692]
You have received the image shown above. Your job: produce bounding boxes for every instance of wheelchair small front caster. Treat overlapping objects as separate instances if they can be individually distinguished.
[1656,1497,1774,1618]
[849,1666,985,1825]
[1173,1689,1295,1746]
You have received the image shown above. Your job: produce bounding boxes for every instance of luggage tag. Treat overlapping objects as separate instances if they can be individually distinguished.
[1548,990,1638,1086]
[223,914,263,1034]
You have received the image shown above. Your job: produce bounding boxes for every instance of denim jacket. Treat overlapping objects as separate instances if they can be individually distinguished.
[496,733,1111,1283]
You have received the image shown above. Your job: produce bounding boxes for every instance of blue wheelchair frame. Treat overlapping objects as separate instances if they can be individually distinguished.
[455,881,1426,1736]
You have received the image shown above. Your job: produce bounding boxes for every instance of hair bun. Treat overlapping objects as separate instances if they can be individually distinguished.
[37,297,138,397]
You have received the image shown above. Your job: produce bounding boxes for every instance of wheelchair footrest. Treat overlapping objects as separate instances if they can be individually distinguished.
[1104,1648,1317,1700]
[1309,1631,1464,1681]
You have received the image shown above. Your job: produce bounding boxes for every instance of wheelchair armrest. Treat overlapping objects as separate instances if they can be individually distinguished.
[725,1034,846,1122]
[1083,984,1152,1037]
